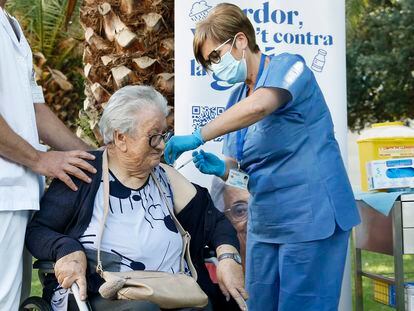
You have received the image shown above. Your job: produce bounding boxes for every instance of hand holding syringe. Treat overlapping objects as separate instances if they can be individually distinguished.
[172,150,226,178]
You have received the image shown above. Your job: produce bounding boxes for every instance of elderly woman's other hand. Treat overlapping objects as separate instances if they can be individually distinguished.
[54,251,88,300]
[216,247,248,310]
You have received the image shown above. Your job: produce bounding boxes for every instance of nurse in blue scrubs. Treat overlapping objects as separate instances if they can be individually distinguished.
[164,3,360,310]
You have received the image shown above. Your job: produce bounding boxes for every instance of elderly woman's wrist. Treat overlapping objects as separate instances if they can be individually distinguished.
[216,244,239,257]
[55,240,85,262]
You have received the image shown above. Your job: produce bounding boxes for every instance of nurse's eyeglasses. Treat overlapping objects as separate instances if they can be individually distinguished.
[206,38,232,67]
[148,132,173,148]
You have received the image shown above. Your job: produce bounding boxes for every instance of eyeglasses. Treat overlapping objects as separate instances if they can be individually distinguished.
[205,38,232,67]
[224,201,248,222]
[148,132,173,148]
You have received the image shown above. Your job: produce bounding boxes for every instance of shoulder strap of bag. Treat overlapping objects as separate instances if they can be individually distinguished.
[96,149,197,280]
[96,149,110,276]
[150,170,198,280]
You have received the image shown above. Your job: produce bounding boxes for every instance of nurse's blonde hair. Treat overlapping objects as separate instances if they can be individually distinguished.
[193,3,260,70]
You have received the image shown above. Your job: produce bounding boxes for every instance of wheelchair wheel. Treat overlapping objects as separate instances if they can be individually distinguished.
[19,296,52,311]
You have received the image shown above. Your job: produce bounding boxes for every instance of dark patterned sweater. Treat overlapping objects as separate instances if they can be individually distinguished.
[25,150,239,309]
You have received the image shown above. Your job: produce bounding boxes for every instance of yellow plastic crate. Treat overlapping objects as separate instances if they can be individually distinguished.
[357,122,414,191]
[372,279,414,308]
[373,280,390,305]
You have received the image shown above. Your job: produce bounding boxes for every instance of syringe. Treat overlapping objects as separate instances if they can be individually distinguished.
[175,158,193,170]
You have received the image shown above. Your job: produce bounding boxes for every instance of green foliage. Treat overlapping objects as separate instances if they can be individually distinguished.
[6,0,85,130]
[346,0,414,130]
[6,0,82,67]
[346,0,367,32]
[350,239,414,311]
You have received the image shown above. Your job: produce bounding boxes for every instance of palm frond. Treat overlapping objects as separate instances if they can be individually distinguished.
[6,0,82,66]
[6,0,42,49]
[41,0,72,57]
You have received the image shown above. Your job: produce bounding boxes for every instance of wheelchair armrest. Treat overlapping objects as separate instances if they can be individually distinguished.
[33,260,55,273]
[204,257,219,266]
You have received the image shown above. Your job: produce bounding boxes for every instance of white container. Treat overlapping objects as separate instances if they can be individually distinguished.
[367,158,414,190]
[357,122,414,191]
[407,285,414,310]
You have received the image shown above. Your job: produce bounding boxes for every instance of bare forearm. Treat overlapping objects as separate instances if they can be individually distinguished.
[35,104,90,151]
[201,98,264,142]
[201,88,290,142]
[216,244,239,257]
[0,115,40,169]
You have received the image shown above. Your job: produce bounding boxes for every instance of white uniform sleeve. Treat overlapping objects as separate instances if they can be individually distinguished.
[30,69,45,104]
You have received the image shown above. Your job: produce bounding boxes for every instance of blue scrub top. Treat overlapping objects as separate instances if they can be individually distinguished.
[223,53,360,243]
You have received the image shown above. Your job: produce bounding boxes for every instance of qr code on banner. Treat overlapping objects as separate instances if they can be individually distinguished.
[192,106,225,142]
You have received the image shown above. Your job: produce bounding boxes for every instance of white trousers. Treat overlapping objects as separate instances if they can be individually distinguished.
[0,210,30,311]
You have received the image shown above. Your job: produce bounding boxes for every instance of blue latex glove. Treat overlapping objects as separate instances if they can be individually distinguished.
[164,128,205,164]
[192,150,226,177]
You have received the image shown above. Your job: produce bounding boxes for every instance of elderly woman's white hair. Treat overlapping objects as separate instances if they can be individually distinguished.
[210,176,226,212]
[99,85,168,144]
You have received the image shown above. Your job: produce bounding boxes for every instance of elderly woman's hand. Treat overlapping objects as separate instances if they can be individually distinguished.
[54,251,88,300]
[216,257,248,310]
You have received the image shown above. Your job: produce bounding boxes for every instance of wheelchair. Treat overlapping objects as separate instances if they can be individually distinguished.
[19,251,219,311]
[19,260,91,311]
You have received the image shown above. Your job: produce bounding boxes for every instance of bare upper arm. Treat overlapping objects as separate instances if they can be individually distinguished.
[159,163,197,214]
[33,101,47,114]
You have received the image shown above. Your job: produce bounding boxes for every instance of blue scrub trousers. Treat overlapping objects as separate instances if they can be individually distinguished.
[245,226,350,311]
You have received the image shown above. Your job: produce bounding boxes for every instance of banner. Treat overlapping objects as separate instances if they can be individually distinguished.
[174,0,348,189]
[174,2,351,309]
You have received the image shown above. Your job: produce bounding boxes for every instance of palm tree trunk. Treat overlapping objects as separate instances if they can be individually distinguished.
[79,0,174,143]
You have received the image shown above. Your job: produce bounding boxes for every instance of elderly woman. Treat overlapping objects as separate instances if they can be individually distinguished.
[211,177,249,267]
[26,86,247,311]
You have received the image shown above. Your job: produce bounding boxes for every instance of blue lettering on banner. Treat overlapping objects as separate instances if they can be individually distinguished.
[190,59,207,76]
[210,73,234,91]
[188,0,335,90]
[245,2,299,25]
[242,2,334,48]
[189,58,234,91]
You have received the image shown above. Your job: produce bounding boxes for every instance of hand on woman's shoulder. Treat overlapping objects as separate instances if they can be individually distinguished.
[159,163,197,213]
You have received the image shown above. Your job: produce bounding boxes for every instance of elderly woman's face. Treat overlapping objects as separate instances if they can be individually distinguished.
[223,186,249,233]
[223,185,249,266]
[122,107,167,171]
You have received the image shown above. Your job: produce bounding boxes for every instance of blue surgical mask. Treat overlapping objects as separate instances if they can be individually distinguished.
[211,37,247,84]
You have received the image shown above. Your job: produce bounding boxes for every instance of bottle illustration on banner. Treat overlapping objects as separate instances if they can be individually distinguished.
[311,49,327,72]
[189,1,212,22]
